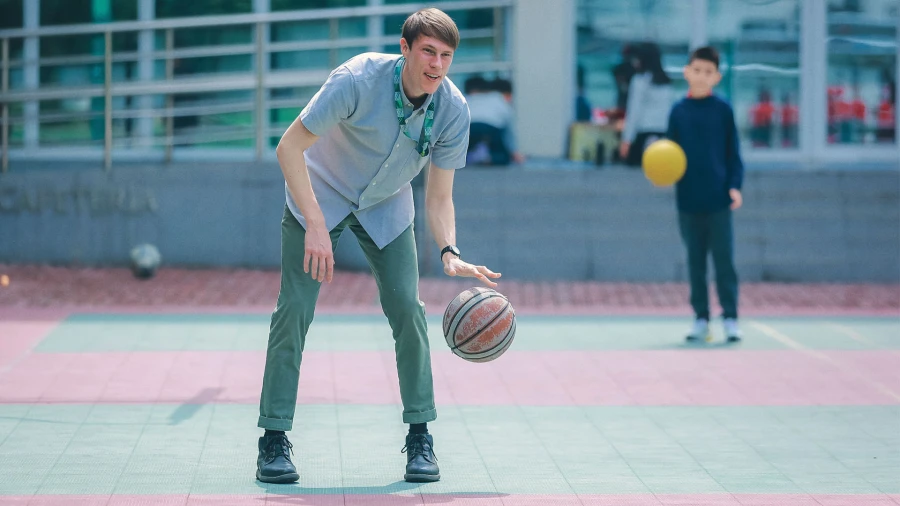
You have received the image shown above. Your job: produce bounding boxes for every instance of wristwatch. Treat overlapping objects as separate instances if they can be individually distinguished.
[440,245,460,261]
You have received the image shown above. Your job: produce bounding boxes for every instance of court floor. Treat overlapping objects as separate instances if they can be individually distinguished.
[1,311,898,505]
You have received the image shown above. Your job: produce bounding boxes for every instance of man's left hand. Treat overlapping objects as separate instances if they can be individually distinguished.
[444,257,501,288]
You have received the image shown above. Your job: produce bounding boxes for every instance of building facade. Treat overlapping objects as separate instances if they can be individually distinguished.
[0,0,896,170]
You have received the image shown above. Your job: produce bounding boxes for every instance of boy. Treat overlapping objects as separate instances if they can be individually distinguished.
[666,46,744,343]
[256,8,501,485]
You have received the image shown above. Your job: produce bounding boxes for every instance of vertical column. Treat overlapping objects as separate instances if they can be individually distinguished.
[136,0,154,148]
[22,0,39,149]
[368,0,384,52]
[254,0,269,158]
[512,0,575,158]
[800,0,826,166]
[895,15,899,150]
[690,0,708,50]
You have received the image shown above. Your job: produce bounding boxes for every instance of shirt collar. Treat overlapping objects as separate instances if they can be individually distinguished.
[396,57,435,112]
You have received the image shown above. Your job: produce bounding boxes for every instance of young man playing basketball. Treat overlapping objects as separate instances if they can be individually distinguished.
[256,7,501,485]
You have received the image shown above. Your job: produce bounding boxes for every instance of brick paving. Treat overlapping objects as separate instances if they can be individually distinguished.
[1,264,897,315]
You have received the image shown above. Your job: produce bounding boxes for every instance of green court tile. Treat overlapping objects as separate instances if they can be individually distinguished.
[0,404,29,446]
[33,314,900,353]
[0,404,897,496]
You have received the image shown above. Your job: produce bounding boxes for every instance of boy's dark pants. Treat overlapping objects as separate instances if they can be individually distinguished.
[258,206,436,431]
[678,208,739,320]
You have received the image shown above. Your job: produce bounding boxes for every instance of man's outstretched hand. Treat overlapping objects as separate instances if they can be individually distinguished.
[444,257,501,288]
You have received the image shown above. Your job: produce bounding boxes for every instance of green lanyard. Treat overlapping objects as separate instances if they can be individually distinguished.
[394,57,435,158]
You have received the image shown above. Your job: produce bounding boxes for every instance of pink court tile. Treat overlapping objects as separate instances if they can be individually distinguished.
[263,496,343,506]
[0,319,63,369]
[1,350,898,406]
[733,494,900,505]
[4,496,899,506]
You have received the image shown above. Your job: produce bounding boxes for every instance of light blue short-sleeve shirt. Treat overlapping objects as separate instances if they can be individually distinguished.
[287,52,470,249]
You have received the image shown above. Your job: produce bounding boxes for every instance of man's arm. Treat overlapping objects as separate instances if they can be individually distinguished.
[276,118,334,283]
[425,164,500,287]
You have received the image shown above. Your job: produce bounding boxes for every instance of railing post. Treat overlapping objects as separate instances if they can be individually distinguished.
[103,30,112,172]
[165,28,174,163]
[255,21,265,161]
[2,38,9,174]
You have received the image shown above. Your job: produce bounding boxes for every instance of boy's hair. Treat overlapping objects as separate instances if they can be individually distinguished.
[689,46,720,69]
[402,8,460,51]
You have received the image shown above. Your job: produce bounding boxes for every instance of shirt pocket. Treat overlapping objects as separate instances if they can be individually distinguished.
[395,135,431,186]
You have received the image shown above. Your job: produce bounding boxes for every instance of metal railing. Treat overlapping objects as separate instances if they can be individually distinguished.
[0,0,514,172]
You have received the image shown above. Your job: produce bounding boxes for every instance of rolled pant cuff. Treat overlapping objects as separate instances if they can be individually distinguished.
[258,416,293,431]
[402,408,437,424]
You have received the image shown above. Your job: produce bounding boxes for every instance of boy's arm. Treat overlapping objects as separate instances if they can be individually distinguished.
[665,103,678,143]
[725,103,744,190]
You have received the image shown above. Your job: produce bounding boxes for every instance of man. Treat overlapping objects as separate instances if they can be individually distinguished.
[256,7,501,485]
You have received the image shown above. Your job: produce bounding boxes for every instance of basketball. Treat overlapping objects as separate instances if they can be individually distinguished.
[642,139,686,187]
[442,287,516,363]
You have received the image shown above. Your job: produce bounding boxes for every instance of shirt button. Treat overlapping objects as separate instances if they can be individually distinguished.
[372,182,377,186]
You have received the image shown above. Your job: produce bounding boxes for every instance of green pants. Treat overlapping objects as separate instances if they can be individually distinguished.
[678,209,739,320]
[258,206,436,431]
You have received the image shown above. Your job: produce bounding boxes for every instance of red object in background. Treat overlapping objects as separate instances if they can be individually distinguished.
[877,100,895,128]
[851,98,866,121]
[750,101,775,127]
[781,103,798,126]
[827,86,849,122]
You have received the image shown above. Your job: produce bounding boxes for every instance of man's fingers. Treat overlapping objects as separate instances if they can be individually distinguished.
[325,256,335,283]
[310,256,320,281]
[477,265,501,278]
[478,274,498,288]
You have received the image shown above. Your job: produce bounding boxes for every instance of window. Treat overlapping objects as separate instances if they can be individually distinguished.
[576,1,692,122]
[827,0,897,145]
[155,0,250,18]
[0,0,22,29]
[709,0,801,150]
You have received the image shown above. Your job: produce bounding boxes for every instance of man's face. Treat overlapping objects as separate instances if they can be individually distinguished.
[400,35,455,97]
[683,59,721,95]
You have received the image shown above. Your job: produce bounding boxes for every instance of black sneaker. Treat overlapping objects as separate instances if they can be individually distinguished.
[402,433,440,482]
[256,434,299,483]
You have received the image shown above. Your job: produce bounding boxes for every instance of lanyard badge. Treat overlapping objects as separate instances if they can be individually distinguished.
[394,57,435,158]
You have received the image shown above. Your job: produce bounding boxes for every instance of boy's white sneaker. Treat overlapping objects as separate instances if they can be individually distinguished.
[724,318,742,343]
[685,318,711,343]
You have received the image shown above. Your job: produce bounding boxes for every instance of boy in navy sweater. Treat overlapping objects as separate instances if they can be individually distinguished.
[666,46,744,343]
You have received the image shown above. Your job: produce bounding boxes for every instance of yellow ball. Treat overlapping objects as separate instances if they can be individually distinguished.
[642,139,686,187]
[0,275,8,287]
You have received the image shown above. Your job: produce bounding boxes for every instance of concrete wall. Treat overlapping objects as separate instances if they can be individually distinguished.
[512,0,575,158]
[1,163,897,283]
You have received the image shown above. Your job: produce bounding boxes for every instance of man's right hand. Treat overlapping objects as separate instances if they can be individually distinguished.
[304,223,334,283]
